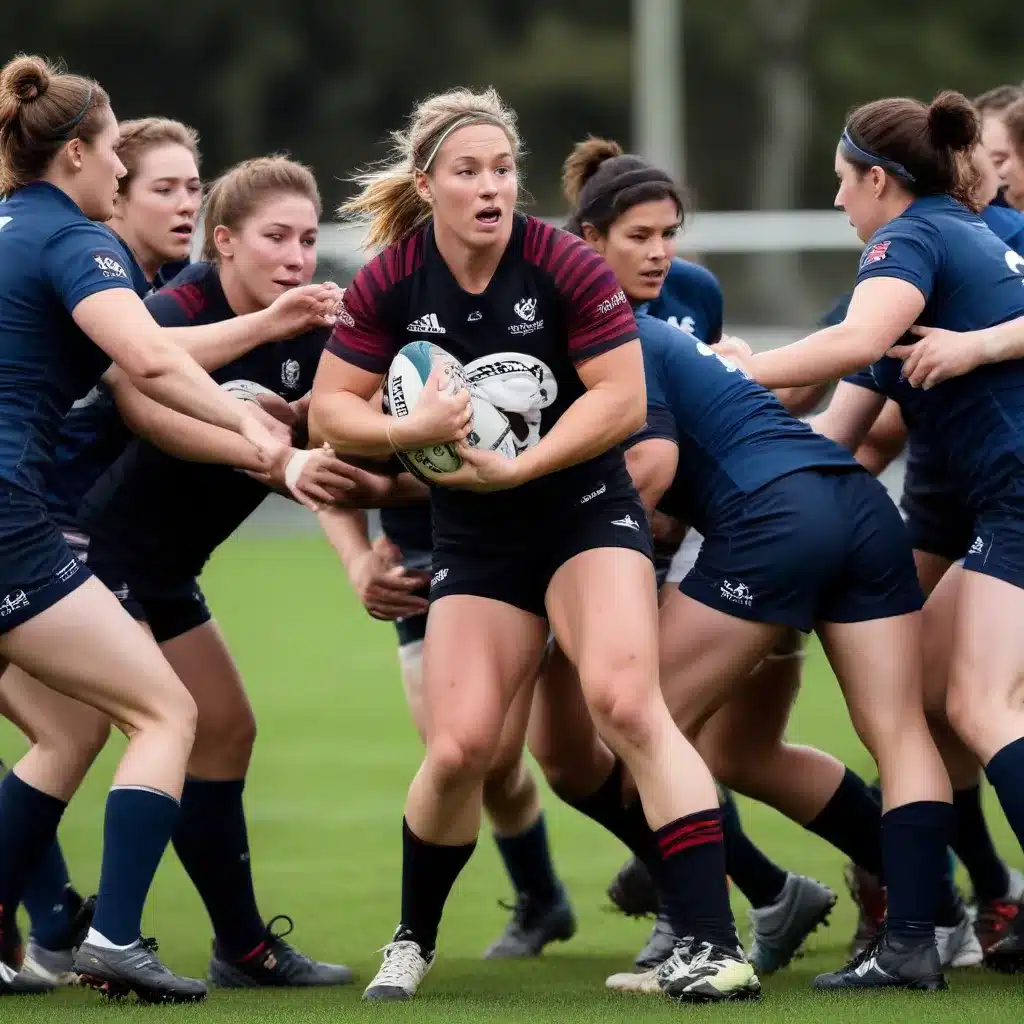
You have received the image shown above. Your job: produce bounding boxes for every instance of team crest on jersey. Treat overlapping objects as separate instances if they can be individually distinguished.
[514,297,537,322]
[861,241,890,266]
[509,297,544,336]
[281,359,301,389]
[463,352,557,453]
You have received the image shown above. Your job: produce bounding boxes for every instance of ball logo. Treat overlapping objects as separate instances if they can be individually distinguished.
[463,352,557,453]
[92,252,129,279]
[281,359,301,389]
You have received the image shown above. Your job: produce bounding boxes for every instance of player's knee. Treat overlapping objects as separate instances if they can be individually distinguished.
[484,751,528,804]
[428,727,498,786]
[195,701,257,763]
[945,672,1001,750]
[583,665,657,750]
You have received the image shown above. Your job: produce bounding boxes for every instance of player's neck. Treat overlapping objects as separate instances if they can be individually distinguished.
[108,225,160,284]
[217,267,262,317]
[433,220,509,295]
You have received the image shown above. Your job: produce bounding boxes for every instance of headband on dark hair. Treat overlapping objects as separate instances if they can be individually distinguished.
[577,165,676,220]
[41,86,95,141]
[839,127,916,184]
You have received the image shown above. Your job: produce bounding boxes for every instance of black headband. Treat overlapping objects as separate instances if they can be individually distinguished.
[839,127,916,184]
[577,165,676,220]
[41,86,95,141]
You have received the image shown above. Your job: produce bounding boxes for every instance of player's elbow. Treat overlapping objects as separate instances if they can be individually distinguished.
[123,334,181,381]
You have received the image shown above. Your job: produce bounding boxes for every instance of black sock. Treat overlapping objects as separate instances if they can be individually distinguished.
[720,789,788,909]
[951,784,1010,902]
[172,778,266,961]
[555,760,661,880]
[21,839,74,951]
[92,787,180,946]
[806,769,884,880]
[494,812,561,906]
[655,808,737,948]
[399,818,476,953]
[881,801,952,943]
[0,773,66,944]
[985,738,1024,854]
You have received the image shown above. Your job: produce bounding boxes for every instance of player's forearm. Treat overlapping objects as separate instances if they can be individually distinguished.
[370,473,429,507]
[114,377,263,469]
[317,506,371,574]
[774,382,831,416]
[308,392,396,458]
[749,325,887,390]
[514,385,643,483]
[163,309,278,372]
[978,315,1024,365]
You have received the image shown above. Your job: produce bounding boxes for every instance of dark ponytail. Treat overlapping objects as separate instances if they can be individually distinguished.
[841,90,981,209]
[562,135,685,237]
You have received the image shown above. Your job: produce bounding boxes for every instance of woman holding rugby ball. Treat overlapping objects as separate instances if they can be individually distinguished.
[310,86,755,1004]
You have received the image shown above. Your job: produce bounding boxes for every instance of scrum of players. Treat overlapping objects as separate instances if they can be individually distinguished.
[0,49,1023,1006]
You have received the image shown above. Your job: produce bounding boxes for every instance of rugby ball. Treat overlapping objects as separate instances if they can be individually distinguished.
[384,341,517,484]
[221,379,277,404]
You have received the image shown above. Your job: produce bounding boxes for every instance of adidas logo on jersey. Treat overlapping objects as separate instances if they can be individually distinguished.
[430,567,449,588]
[408,313,446,335]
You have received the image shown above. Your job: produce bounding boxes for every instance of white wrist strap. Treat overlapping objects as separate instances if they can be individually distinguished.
[284,448,315,493]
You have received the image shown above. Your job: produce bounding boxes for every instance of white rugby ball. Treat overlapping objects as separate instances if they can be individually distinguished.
[384,341,517,484]
[221,379,277,404]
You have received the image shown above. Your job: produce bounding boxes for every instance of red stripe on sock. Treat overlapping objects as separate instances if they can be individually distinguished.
[661,829,724,859]
[656,817,722,853]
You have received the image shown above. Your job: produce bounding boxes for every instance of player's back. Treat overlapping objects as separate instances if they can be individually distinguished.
[637,311,855,528]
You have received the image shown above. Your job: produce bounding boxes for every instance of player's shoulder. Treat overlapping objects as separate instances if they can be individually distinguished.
[663,257,722,298]
[349,226,428,305]
[981,202,1024,251]
[520,215,604,278]
[145,260,218,325]
[636,307,690,355]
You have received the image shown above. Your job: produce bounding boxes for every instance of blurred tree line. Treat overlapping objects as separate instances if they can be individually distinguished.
[11,1,1024,322]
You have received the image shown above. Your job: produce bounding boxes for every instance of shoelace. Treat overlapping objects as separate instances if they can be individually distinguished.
[374,941,425,985]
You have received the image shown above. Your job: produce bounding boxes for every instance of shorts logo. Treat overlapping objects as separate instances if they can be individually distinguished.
[720,580,753,607]
[611,514,640,531]
[581,482,606,504]
[968,535,985,556]
[111,583,132,602]
[430,567,449,588]
[92,252,129,279]
[281,358,301,389]
[56,560,80,584]
[0,590,28,617]
[408,313,445,335]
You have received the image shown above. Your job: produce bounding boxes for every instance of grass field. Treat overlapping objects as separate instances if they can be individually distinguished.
[1,531,1021,1022]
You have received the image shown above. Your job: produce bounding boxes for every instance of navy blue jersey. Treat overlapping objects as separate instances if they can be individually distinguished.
[43,235,152,530]
[0,182,138,500]
[79,262,329,583]
[635,310,856,531]
[981,191,1024,256]
[856,194,1024,508]
[646,258,723,344]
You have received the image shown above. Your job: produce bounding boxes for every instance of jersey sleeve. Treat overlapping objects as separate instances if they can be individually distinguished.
[144,282,204,327]
[546,234,638,364]
[325,258,398,374]
[855,221,943,301]
[40,224,137,313]
[842,365,883,392]
[820,292,851,329]
[625,319,679,450]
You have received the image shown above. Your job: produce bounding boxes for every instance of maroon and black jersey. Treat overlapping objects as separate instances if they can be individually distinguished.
[327,214,641,544]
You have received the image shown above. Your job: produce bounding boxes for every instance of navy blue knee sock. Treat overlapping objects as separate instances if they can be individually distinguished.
[951,784,1010,902]
[720,789,788,909]
[22,839,74,951]
[806,768,884,879]
[985,737,1024,855]
[172,778,266,961]
[0,773,66,947]
[494,812,562,907]
[881,801,952,943]
[91,787,180,946]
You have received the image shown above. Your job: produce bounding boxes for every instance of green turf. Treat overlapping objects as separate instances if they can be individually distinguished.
[0,532,1021,1022]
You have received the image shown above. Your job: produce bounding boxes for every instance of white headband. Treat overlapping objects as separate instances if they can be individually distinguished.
[417,113,508,173]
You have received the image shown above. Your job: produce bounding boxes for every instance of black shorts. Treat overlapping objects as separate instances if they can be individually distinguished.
[387,544,431,649]
[0,490,91,635]
[86,551,211,644]
[679,468,923,632]
[429,495,654,617]
[900,490,972,563]
[962,475,1024,590]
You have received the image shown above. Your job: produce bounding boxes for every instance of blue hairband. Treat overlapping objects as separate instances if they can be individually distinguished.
[840,128,916,184]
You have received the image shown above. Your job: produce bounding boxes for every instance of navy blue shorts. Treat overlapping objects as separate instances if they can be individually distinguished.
[0,490,92,635]
[430,495,654,618]
[386,544,431,648]
[678,468,923,632]
[900,489,972,563]
[86,551,211,644]
[961,475,1024,589]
